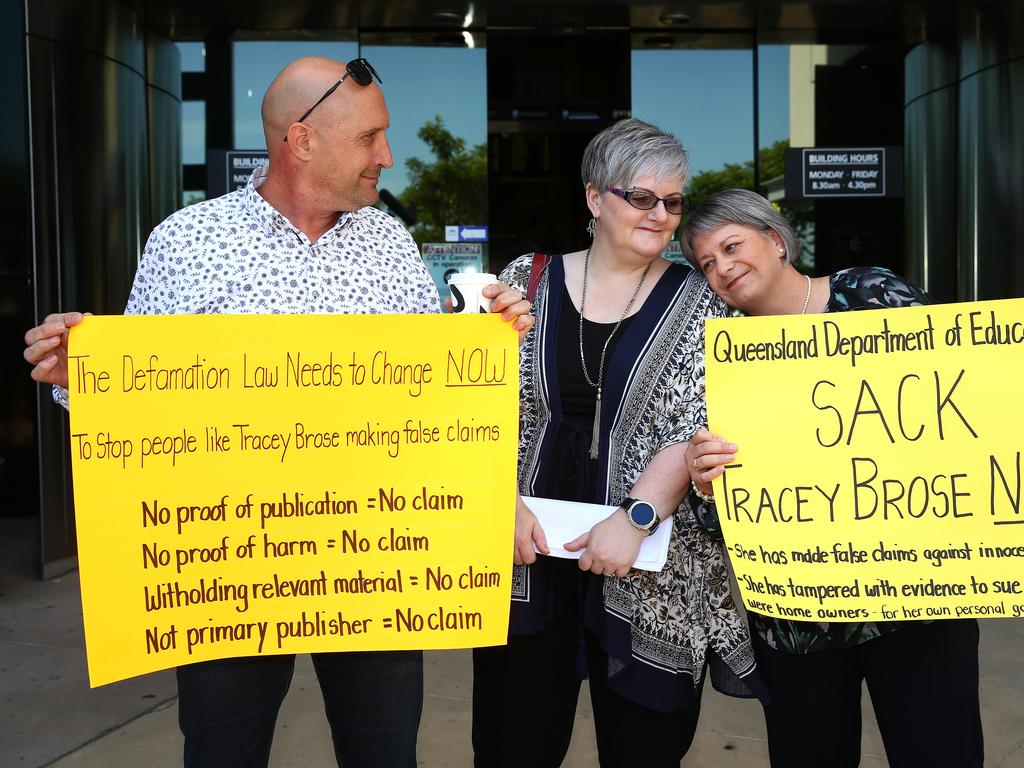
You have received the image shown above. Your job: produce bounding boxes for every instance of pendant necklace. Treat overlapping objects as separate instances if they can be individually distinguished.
[579,247,652,459]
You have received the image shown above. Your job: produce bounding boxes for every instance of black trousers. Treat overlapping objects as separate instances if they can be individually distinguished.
[473,622,701,768]
[754,619,983,768]
[177,650,423,768]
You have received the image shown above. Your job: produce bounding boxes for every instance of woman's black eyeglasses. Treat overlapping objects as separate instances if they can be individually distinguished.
[283,58,383,142]
[608,187,687,216]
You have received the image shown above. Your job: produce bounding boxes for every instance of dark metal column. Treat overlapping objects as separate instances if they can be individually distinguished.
[24,0,181,576]
[904,39,959,302]
[0,0,39,564]
[958,3,1024,301]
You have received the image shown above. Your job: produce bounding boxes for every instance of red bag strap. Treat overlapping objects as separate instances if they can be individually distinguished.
[525,252,551,303]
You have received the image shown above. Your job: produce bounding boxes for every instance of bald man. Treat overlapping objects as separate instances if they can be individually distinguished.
[24,56,532,767]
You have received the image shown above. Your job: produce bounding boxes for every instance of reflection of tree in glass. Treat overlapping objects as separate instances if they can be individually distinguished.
[399,117,487,246]
[686,140,814,271]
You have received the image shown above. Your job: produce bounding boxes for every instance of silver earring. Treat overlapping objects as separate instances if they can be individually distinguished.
[586,218,598,238]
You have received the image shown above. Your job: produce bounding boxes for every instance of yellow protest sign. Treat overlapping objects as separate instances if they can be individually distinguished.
[706,299,1024,624]
[67,314,518,687]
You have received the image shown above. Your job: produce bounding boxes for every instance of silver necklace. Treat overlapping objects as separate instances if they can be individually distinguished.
[579,246,652,459]
[801,274,812,314]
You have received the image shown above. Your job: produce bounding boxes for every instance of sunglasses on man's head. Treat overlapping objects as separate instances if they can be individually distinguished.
[608,186,687,216]
[283,58,383,142]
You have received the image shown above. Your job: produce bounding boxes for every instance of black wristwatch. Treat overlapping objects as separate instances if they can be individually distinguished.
[621,497,660,535]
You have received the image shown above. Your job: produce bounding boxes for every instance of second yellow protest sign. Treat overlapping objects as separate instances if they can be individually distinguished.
[68,314,518,686]
[706,299,1024,623]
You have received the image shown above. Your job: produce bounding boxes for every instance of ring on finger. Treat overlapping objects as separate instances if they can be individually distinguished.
[692,457,700,470]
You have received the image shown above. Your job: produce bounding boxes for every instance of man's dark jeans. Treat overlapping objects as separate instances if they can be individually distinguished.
[177,650,423,767]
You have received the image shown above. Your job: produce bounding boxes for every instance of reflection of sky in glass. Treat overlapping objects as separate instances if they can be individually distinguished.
[176,42,205,72]
[232,41,359,150]
[182,101,205,164]
[360,46,486,196]
[632,49,755,177]
[758,46,790,148]
[631,47,791,177]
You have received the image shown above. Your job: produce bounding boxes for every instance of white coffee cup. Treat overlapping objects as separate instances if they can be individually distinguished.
[448,272,497,314]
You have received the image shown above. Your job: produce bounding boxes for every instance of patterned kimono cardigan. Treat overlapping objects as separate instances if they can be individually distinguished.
[500,253,766,711]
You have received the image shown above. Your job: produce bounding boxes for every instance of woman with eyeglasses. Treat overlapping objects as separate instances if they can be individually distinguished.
[679,188,984,768]
[472,120,768,767]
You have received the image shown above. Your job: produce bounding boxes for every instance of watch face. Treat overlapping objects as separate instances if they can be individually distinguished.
[628,501,656,528]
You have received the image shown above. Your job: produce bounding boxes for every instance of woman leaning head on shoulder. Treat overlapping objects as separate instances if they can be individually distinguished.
[679,190,981,768]
[679,187,830,316]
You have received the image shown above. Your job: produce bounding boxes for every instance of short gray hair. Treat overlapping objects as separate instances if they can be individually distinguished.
[581,118,689,192]
[680,188,800,265]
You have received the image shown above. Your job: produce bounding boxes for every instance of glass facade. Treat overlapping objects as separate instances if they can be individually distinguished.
[177,41,205,73]
[181,100,205,165]
[758,43,818,271]
[629,41,827,268]
[632,42,754,198]
[361,41,488,250]
[172,33,914,279]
